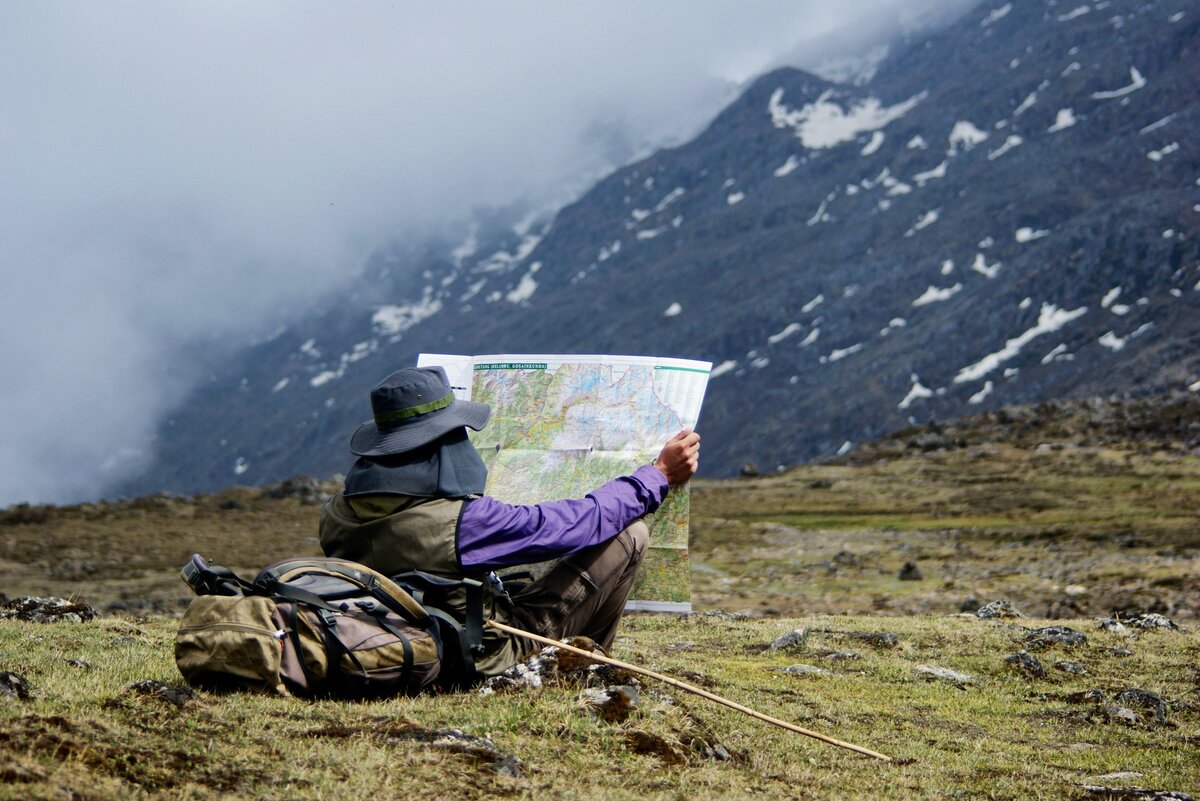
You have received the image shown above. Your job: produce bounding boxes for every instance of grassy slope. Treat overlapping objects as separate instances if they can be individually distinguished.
[0,613,1196,800]
[1,399,1198,799]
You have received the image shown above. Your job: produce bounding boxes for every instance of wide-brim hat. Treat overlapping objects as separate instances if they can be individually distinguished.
[350,366,490,457]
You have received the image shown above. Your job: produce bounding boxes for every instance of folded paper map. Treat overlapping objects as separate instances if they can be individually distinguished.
[417,353,711,612]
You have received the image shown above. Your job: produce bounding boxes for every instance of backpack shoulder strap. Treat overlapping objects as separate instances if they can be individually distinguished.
[258,558,430,625]
[180,554,254,596]
[391,570,486,685]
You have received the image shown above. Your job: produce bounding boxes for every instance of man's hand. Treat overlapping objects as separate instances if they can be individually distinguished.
[653,429,700,485]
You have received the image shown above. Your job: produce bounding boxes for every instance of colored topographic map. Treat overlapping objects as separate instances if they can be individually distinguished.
[421,355,709,610]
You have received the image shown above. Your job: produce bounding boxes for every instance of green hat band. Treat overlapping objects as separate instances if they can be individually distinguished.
[374,392,453,426]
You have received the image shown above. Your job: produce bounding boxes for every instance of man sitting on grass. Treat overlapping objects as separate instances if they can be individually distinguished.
[319,366,699,678]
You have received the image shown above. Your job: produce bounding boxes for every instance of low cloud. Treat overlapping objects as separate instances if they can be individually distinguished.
[0,0,975,504]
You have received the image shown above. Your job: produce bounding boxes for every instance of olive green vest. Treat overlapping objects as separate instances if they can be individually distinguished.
[318,493,523,677]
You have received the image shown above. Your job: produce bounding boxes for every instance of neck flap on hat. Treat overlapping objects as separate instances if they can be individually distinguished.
[343,427,488,500]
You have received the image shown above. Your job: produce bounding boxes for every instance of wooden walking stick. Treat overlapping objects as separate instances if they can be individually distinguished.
[485,619,891,761]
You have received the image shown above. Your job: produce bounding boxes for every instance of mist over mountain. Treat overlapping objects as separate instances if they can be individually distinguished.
[107,0,1200,496]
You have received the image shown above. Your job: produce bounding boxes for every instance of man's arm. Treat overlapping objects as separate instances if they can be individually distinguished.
[458,430,700,571]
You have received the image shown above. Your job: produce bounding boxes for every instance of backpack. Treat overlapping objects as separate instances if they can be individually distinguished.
[175,555,488,698]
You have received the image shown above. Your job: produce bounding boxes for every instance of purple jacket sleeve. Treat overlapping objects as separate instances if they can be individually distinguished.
[457,464,669,571]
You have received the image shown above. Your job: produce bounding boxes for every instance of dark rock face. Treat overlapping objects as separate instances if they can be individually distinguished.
[119,0,1200,496]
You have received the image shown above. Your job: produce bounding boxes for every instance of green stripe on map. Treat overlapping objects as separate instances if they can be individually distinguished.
[654,366,710,374]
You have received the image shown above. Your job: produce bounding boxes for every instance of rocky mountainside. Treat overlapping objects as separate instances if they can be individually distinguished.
[122,0,1200,496]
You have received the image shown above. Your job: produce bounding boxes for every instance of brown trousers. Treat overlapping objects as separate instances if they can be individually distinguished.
[507,520,649,652]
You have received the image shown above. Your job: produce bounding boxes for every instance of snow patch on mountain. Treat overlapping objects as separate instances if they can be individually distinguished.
[450,227,479,268]
[913,160,948,186]
[898,374,934,409]
[947,121,989,155]
[823,343,864,363]
[905,209,941,236]
[1147,142,1179,161]
[981,4,1012,26]
[768,322,804,344]
[987,135,1023,160]
[971,253,1001,278]
[1058,6,1090,22]
[475,231,544,273]
[373,289,443,337]
[1092,67,1146,100]
[1048,108,1077,132]
[953,303,1088,384]
[913,283,962,306]
[710,360,737,379]
[768,88,926,149]
[505,262,541,303]
[774,155,800,177]
[968,380,994,404]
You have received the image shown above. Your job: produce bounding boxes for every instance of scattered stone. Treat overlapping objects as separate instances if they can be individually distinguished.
[782,664,833,677]
[960,593,983,613]
[1,596,96,624]
[847,631,899,649]
[1005,650,1047,679]
[65,659,93,670]
[1108,647,1134,657]
[1099,618,1130,634]
[580,685,638,723]
[422,728,522,777]
[1131,614,1179,631]
[977,600,1023,619]
[46,561,98,581]
[1114,689,1169,724]
[308,720,521,777]
[664,641,696,652]
[1098,705,1141,725]
[1064,689,1106,704]
[769,628,808,652]
[915,665,976,686]
[826,651,861,661]
[123,680,196,708]
[218,498,250,511]
[624,730,687,765]
[260,476,327,505]
[0,672,31,700]
[898,561,924,581]
[1081,785,1193,800]
[1024,625,1088,649]
[1054,660,1088,675]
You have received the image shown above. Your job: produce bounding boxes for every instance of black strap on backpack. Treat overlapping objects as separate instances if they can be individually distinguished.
[388,568,506,690]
